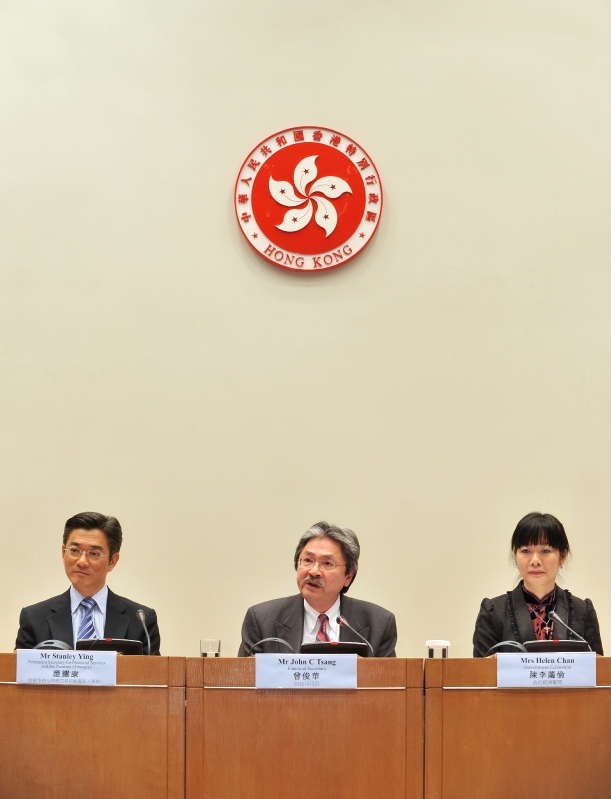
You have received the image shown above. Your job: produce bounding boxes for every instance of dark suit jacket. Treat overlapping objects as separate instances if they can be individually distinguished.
[15,588,161,655]
[473,582,603,657]
[237,593,397,657]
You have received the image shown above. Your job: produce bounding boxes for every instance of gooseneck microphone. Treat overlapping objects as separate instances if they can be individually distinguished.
[549,610,592,651]
[337,615,374,656]
[484,640,528,656]
[245,637,295,657]
[137,609,152,656]
[33,640,71,651]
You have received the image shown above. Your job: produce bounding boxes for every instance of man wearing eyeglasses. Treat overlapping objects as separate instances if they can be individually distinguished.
[15,512,160,654]
[238,521,397,657]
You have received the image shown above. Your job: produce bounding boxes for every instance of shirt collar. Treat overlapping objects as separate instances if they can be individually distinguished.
[303,594,341,635]
[70,584,109,614]
[521,582,557,607]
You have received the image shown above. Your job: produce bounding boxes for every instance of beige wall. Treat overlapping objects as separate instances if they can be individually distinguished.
[1,1,609,658]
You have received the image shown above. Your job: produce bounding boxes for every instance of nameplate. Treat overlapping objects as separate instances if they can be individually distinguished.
[16,650,117,686]
[255,653,357,689]
[497,652,596,688]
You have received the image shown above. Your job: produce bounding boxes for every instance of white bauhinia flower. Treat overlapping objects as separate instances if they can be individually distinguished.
[269,155,352,237]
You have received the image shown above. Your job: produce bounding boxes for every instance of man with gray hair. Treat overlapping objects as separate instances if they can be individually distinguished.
[238,521,397,657]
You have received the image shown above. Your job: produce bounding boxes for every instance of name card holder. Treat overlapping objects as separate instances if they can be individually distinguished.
[255,653,357,689]
[497,652,596,688]
[16,650,117,686]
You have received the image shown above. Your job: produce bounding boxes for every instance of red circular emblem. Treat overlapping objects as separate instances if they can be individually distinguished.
[235,126,382,272]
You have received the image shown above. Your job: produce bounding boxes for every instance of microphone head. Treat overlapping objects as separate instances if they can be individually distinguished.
[137,609,145,621]
[34,639,71,650]
[336,616,344,625]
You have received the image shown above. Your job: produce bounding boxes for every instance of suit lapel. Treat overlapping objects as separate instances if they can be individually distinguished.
[511,584,535,644]
[104,590,130,640]
[554,588,570,638]
[47,590,75,648]
[339,596,370,645]
[274,595,304,655]
[272,594,372,653]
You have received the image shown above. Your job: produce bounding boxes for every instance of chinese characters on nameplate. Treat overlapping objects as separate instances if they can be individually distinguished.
[496,652,596,688]
[255,653,357,689]
[16,650,117,686]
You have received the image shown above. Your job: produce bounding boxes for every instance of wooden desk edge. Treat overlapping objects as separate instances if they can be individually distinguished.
[425,656,611,687]
[186,657,423,688]
[0,653,186,686]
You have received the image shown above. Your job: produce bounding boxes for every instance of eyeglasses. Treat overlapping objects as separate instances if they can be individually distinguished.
[63,546,108,562]
[298,557,346,572]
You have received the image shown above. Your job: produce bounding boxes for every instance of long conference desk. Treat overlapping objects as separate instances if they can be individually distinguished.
[1,654,610,799]
[0,653,185,799]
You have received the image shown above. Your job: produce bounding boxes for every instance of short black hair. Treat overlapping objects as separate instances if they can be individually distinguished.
[63,512,123,557]
[510,512,570,555]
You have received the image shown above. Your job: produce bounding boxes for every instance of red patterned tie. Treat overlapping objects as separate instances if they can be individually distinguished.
[316,613,331,642]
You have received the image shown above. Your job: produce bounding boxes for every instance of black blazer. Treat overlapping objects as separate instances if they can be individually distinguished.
[473,582,603,657]
[15,588,161,655]
[237,593,397,657]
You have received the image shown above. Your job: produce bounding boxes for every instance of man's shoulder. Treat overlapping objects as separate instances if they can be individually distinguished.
[341,595,395,620]
[106,589,155,614]
[246,594,396,619]
[246,594,302,616]
[21,590,71,614]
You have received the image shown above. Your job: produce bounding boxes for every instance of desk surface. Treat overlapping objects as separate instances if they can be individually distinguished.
[0,653,185,799]
[0,651,185,684]
[425,657,611,799]
[425,654,611,686]
[187,653,423,687]
[186,658,424,799]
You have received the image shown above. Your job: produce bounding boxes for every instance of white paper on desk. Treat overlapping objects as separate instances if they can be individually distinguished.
[255,653,357,689]
[16,649,117,686]
[497,652,596,688]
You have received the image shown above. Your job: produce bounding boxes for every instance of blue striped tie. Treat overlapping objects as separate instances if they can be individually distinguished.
[77,597,97,641]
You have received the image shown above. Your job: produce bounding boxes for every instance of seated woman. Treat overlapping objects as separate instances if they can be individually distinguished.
[473,512,603,657]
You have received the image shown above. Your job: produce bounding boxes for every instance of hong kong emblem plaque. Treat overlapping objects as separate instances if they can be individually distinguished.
[234,127,382,272]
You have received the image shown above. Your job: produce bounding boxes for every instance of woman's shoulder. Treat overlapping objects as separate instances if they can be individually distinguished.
[478,591,513,614]
[557,586,595,613]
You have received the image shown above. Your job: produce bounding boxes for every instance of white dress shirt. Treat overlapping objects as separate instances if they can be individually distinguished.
[70,584,109,643]
[302,595,341,644]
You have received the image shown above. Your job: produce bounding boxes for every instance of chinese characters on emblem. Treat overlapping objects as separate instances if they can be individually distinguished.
[235,127,381,272]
